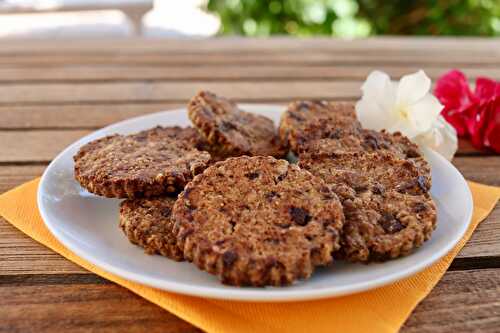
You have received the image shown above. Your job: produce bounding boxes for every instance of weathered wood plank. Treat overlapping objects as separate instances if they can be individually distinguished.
[402,269,500,333]
[0,165,46,194]
[0,131,89,163]
[0,278,201,333]
[0,52,497,66]
[1,103,184,129]
[453,156,500,186]
[0,37,498,54]
[0,66,497,83]
[0,269,498,333]
[0,218,86,275]
[0,81,361,104]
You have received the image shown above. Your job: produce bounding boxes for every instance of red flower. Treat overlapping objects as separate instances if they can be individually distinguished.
[435,70,500,153]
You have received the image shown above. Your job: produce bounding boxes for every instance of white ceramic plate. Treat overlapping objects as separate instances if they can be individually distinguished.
[38,105,473,302]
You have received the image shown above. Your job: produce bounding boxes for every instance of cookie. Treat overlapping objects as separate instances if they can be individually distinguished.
[337,190,436,261]
[188,91,285,157]
[74,126,211,198]
[299,149,431,196]
[171,156,344,286]
[299,148,435,262]
[279,101,362,154]
[119,197,184,261]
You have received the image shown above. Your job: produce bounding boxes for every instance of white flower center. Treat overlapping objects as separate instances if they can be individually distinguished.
[396,104,410,120]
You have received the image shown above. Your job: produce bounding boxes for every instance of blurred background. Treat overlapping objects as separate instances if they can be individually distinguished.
[0,0,498,39]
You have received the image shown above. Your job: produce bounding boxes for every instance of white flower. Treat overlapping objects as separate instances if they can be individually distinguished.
[355,70,458,160]
[414,115,458,161]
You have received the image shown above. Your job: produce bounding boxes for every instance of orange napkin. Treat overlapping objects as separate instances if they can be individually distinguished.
[0,179,499,333]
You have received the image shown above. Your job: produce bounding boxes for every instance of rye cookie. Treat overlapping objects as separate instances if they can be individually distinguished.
[279,101,362,154]
[74,126,211,198]
[299,148,435,262]
[337,190,436,262]
[299,148,431,197]
[171,156,344,286]
[188,91,285,157]
[302,129,430,175]
[119,197,184,261]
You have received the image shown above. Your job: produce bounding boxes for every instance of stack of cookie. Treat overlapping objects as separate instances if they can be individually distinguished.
[74,91,436,287]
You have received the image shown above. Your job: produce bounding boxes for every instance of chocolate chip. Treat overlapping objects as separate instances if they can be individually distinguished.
[161,208,171,218]
[229,220,236,233]
[222,250,238,267]
[277,222,291,228]
[289,111,305,121]
[326,129,341,139]
[275,170,288,183]
[245,172,259,180]
[380,213,405,234]
[219,121,237,131]
[406,148,420,158]
[182,188,192,199]
[372,184,385,195]
[413,202,428,213]
[354,184,368,193]
[265,191,279,201]
[417,175,428,192]
[215,239,226,246]
[289,207,312,226]
[396,181,415,193]
[364,134,380,150]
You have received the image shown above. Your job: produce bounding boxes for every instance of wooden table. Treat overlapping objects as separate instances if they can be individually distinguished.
[1,37,499,333]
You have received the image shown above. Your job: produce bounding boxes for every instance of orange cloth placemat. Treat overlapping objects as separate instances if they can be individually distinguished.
[1,179,499,333]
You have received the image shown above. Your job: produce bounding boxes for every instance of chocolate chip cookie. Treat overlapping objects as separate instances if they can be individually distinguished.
[299,146,435,262]
[171,156,344,286]
[74,126,211,198]
[120,196,184,261]
[279,101,362,154]
[188,91,285,158]
[337,190,436,261]
[299,148,431,196]
[303,129,430,174]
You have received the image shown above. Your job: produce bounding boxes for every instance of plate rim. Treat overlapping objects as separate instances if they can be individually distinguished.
[37,106,473,302]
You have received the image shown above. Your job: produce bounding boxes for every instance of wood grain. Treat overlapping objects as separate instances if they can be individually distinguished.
[0,279,202,333]
[0,130,89,163]
[0,66,498,83]
[1,103,184,129]
[0,81,361,104]
[402,269,500,333]
[0,269,498,333]
[0,37,498,54]
[0,51,498,67]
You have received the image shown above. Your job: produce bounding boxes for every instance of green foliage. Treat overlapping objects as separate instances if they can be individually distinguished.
[206,0,500,37]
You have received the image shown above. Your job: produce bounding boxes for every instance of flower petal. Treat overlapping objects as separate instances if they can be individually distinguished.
[360,70,397,111]
[434,70,475,110]
[355,97,398,131]
[483,98,500,153]
[414,116,458,161]
[356,70,398,131]
[434,69,477,137]
[475,77,500,101]
[407,93,443,132]
[396,70,431,106]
